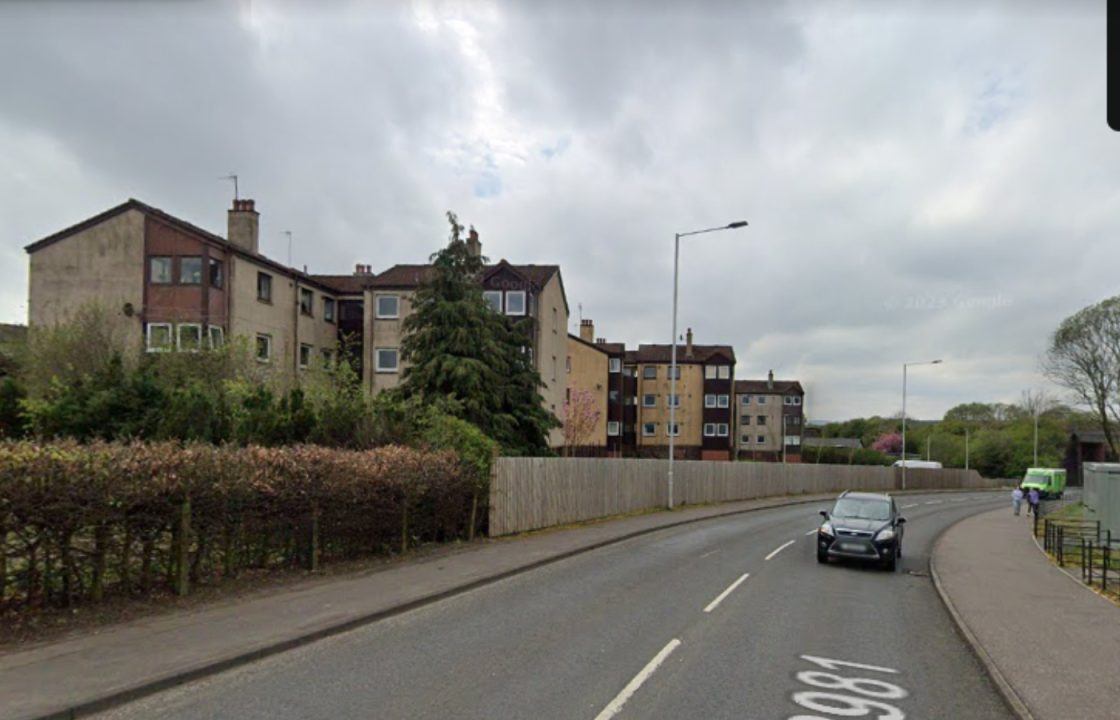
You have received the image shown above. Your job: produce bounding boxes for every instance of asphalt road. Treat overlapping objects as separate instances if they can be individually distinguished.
[94,491,1013,720]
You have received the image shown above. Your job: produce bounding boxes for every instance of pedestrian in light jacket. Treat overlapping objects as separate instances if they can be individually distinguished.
[1028,488,1040,515]
[1012,487,1024,516]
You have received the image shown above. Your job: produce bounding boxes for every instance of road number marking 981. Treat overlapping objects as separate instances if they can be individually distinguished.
[788,654,909,720]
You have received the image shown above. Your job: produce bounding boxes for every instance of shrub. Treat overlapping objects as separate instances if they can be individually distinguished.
[0,441,468,612]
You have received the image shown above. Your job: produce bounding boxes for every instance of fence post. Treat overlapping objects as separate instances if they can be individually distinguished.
[1057,526,1063,566]
[1081,538,1087,582]
[1103,545,1110,594]
[1043,519,1050,551]
[1096,520,1101,543]
[175,496,191,597]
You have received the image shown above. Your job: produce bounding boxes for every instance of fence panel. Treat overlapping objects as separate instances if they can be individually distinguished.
[490,458,997,536]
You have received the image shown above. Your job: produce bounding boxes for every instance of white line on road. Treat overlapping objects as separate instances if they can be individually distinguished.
[765,540,796,560]
[901,503,918,509]
[805,529,818,536]
[593,638,682,720]
[699,549,720,559]
[703,573,750,613]
[925,500,943,505]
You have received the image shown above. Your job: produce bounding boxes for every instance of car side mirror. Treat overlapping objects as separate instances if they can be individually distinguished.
[819,510,829,518]
[897,517,906,525]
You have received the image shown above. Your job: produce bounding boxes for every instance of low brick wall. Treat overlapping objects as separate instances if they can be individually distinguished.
[489,457,996,536]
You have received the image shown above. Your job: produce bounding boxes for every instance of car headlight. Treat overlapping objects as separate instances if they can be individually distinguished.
[819,522,834,536]
[875,528,895,542]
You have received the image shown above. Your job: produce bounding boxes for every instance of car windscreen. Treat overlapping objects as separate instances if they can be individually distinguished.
[831,498,891,521]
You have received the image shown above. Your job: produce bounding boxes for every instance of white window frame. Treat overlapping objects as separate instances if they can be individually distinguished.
[609,357,621,373]
[666,422,681,437]
[607,421,621,437]
[376,294,400,319]
[741,415,751,426]
[757,435,766,443]
[704,366,717,379]
[717,365,731,380]
[179,256,203,286]
[784,395,793,405]
[740,394,751,405]
[323,297,336,323]
[146,323,173,353]
[376,347,399,373]
[643,366,657,379]
[483,290,502,312]
[758,395,767,404]
[785,435,801,447]
[299,343,313,369]
[256,333,272,363]
[793,396,802,406]
[207,325,224,349]
[505,290,527,316]
[704,394,717,408]
[703,423,717,437]
[257,272,272,302]
[642,394,657,408]
[717,423,729,437]
[642,422,657,437]
[717,394,730,408]
[667,394,680,408]
[176,323,202,352]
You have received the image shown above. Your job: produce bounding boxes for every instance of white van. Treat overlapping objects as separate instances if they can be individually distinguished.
[892,459,943,469]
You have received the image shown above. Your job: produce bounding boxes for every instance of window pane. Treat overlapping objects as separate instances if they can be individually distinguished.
[179,257,202,285]
[377,348,399,372]
[718,366,730,379]
[505,291,526,315]
[324,297,335,321]
[257,273,272,301]
[377,295,399,318]
[208,326,224,348]
[209,259,223,288]
[147,324,172,351]
[256,334,271,361]
[150,257,172,284]
[300,288,314,315]
[609,358,621,373]
[300,344,312,367]
[483,291,502,312]
[644,366,656,379]
[177,324,202,350]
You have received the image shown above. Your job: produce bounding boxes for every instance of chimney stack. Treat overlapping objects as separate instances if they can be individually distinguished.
[354,263,373,275]
[767,369,774,389]
[685,327,694,358]
[467,226,482,257]
[227,198,259,254]
[580,318,594,342]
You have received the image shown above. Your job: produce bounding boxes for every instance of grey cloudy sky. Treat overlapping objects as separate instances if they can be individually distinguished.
[1,0,1114,420]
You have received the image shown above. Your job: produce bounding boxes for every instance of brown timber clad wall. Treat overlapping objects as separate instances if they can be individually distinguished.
[488,459,999,536]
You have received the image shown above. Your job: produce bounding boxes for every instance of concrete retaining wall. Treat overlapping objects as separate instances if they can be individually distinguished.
[489,457,995,536]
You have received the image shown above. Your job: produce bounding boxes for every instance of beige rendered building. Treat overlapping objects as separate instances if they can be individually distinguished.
[565,326,610,453]
[734,373,805,462]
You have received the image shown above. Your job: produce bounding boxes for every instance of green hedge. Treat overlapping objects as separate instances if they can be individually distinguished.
[0,441,476,610]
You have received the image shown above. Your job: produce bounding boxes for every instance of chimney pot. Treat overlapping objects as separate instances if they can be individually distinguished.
[685,328,694,358]
[767,369,774,389]
[467,226,482,257]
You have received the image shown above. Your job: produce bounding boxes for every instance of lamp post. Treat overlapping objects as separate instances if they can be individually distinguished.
[901,359,943,490]
[668,220,748,509]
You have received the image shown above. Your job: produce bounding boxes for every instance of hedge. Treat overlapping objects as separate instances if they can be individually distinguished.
[0,441,476,610]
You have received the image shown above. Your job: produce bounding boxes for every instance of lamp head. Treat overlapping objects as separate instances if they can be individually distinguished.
[727,221,749,229]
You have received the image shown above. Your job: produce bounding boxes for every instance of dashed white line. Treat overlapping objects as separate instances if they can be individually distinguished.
[901,503,918,509]
[699,549,720,559]
[805,529,818,536]
[925,500,943,505]
[593,638,682,720]
[703,573,750,613]
[765,540,796,561]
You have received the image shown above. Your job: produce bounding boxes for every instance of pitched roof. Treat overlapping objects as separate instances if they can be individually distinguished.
[594,341,626,355]
[24,198,343,294]
[567,333,610,354]
[370,262,560,289]
[1071,430,1109,444]
[630,344,736,364]
[735,379,804,395]
[309,274,371,295]
[803,437,862,449]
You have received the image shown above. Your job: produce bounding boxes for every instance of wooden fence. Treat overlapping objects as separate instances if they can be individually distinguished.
[489,457,998,536]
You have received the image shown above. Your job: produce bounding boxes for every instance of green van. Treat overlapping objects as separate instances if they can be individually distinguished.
[1021,468,1067,499]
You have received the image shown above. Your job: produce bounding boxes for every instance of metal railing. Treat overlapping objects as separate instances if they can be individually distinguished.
[1036,514,1120,595]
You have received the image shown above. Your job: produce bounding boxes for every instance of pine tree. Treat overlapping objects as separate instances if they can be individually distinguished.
[400,212,557,454]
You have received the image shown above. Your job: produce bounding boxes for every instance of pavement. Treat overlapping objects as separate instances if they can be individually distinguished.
[50,491,1015,720]
[933,506,1120,720]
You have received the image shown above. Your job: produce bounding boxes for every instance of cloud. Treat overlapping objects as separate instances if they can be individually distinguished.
[0,0,1113,420]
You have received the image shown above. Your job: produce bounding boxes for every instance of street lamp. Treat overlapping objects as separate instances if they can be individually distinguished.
[668,220,748,509]
[901,359,943,490]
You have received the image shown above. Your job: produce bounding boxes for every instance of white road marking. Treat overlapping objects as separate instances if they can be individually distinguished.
[805,529,818,536]
[593,638,682,720]
[925,500,943,505]
[901,503,918,509]
[703,573,750,613]
[699,549,720,558]
[765,540,796,560]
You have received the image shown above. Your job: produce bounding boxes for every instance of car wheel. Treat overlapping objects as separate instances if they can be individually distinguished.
[817,549,828,564]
